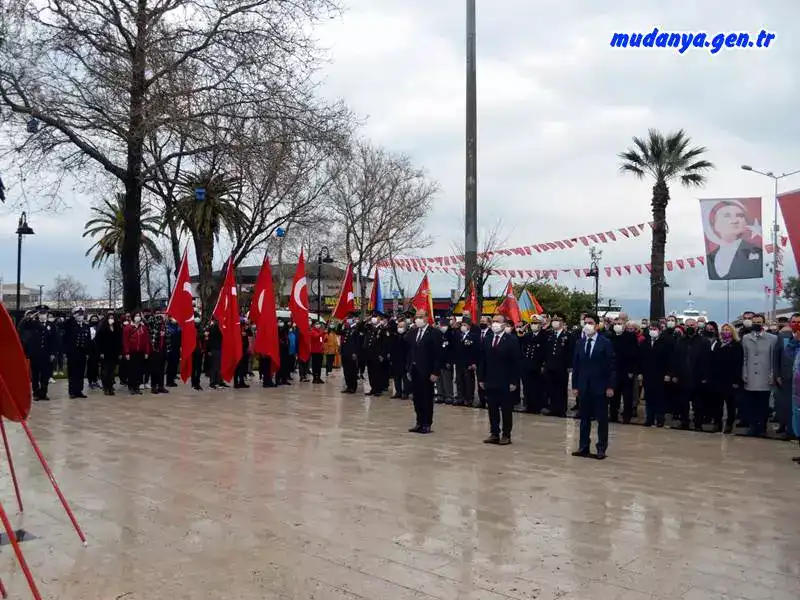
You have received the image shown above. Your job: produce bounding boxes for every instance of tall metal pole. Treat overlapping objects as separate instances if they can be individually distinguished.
[15,233,22,322]
[726,280,730,323]
[772,176,779,320]
[465,0,478,302]
[316,252,322,318]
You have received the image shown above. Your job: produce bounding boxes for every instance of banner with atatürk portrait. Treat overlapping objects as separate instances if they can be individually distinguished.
[699,197,763,281]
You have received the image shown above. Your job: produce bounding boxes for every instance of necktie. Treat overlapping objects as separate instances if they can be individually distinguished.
[493,334,499,348]
[416,328,423,344]
[585,338,593,356]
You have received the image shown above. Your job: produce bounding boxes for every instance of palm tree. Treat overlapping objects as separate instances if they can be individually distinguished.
[175,169,245,315]
[83,193,163,268]
[619,129,714,319]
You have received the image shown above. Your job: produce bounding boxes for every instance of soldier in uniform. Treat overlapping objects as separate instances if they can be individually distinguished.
[389,318,410,398]
[339,312,363,394]
[364,311,390,396]
[453,316,479,406]
[519,315,547,414]
[543,311,574,417]
[63,306,91,399]
[165,316,182,387]
[19,305,58,401]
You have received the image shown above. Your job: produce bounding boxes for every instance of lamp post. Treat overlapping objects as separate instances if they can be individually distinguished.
[588,260,600,316]
[464,0,478,298]
[15,212,35,323]
[316,246,334,318]
[741,165,800,319]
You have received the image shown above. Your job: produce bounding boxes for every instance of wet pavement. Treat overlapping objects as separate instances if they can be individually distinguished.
[0,377,798,599]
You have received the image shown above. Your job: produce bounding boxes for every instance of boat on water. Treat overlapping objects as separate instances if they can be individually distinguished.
[670,295,708,324]
[597,302,624,321]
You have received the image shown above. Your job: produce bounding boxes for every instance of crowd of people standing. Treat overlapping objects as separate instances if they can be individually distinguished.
[16,302,800,464]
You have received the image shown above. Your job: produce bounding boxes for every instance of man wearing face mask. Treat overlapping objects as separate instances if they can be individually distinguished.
[435,317,456,405]
[571,314,616,459]
[609,317,640,423]
[165,316,182,388]
[772,313,800,440]
[19,305,58,401]
[122,312,151,394]
[96,312,122,396]
[389,318,410,399]
[639,324,674,427]
[741,313,777,437]
[63,306,92,399]
[364,311,390,396]
[191,315,206,391]
[146,313,169,394]
[478,314,522,444]
[406,310,443,433]
[476,317,491,408]
[542,312,574,418]
[339,312,363,394]
[519,316,547,414]
[453,316,479,407]
[671,317,712,430]
[738,311,755,337]
[86,314,101,390]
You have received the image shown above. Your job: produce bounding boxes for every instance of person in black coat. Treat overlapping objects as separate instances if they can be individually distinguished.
[388,319,410,399]
[165,317,182,387]
[234,318,251,389]
[406,310,443,434]
[708,323,744,433]
[478,315,523,444]
[542,312,574,417]
[19,305,59,401]
[571,314,616,459]
[639,325,674,427]
[453,316,480,406]
[519,317,547,414]
[86,314,102,389]
[435,318,457,404]
[339,313,364,394]
[475,317,491,408]
[62,306,91,399]
[191,316,205,391]
[95,313,122,395]
[671,318,712,430]
[205,318,224,388]
[608,317,640,423]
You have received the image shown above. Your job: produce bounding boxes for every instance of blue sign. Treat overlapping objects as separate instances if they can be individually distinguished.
[392,290,400,298]
[195,187,206,202]
[275,227,286,238]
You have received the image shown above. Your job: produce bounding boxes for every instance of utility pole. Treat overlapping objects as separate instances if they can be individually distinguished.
[464,0,478,307]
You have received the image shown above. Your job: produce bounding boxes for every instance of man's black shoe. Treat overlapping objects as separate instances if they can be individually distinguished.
[483,435,500,444]
[408,425,423,433]
[571,449,590,458]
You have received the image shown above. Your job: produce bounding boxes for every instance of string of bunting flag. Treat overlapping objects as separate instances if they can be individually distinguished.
[382,238,789,280]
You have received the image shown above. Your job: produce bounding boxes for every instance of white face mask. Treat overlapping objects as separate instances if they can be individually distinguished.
[439,326,448,333]
[194,318,201,324]
[583,324,596,336]
[666,321,676,329]
[649,329,660,339]
[108,318,115,325]
[490,322,503,334]
[414,318,425,328]
[75,314,84,323]
[460,325,469,334]
[743,319,753,328]
[397,327,406,334]
[698,322,706,329]
[38,314,47,322]
[370,317,378,325]
[531,324,540,331]
[134,316,142,324]
[613,324,624,334]
[551,320,562,331]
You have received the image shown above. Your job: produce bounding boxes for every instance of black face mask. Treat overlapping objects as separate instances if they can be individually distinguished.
[479,323,488,330]
[752,324,763,332]
[705,329,716,337]
[686,327,696,336]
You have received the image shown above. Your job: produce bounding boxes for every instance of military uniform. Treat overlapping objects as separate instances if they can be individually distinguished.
[520,328,547,413]
[63,308,92,398]
[364,320,391,396]
[543,325,574,416]
[165,319,182,387]
[340,319,363,393]
[19,308,58,401]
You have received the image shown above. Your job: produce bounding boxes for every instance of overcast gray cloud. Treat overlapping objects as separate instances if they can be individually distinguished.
[1,0,798,319]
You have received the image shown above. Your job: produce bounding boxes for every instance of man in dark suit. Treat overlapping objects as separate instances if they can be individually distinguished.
[571,314,616,459]
[707,239,763,280]
[406,310,443,434]
[478,315,523,445]
[453,316,480,406]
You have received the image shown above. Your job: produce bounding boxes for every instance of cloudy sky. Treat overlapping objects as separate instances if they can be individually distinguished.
[1,0,799,319]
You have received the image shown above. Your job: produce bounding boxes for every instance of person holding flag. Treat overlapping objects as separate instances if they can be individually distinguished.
[249,256,281,388]
[212,256,243,385]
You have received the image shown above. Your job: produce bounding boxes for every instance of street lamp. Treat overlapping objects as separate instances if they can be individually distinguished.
[741,164,800,319]
[15,212,34,322]
[587,260,600,316]
[316,246,334,318]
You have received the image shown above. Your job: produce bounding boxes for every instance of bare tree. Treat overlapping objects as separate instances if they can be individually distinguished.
[451,220,508,312]
[0,0,340,311]
[47,275,89,309]
[328,141,438,312]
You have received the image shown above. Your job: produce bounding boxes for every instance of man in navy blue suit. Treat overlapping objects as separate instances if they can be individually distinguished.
[478,315,523,445]
[571,314,616,459]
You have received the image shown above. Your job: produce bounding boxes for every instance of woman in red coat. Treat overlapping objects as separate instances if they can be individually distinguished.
[122,313,151,395]
[309,322,326,384]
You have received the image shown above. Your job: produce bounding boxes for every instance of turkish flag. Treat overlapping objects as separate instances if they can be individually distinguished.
[332,263,355,320]
[410,274,434,323]
[462,282,478,322]
[778,189,800,270]
[250,257,280,374]
[496,280,522,324]
[165,249,196,383]
[289,250,311,362]
[212,256,242,382]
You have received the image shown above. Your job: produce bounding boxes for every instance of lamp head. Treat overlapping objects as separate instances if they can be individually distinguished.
[741,165,753,171]
[16,212,34,236]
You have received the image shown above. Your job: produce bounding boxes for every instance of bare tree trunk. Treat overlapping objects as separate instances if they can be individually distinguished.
[650,179,669,320]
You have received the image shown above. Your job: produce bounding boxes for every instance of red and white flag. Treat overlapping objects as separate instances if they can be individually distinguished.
[331,263,355,320]
[165,249,196,383]
[212,256,242,382]
[250,256,280,374]
[462,281,478,322]
[495,280,521,324]
[289,250,311,362]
